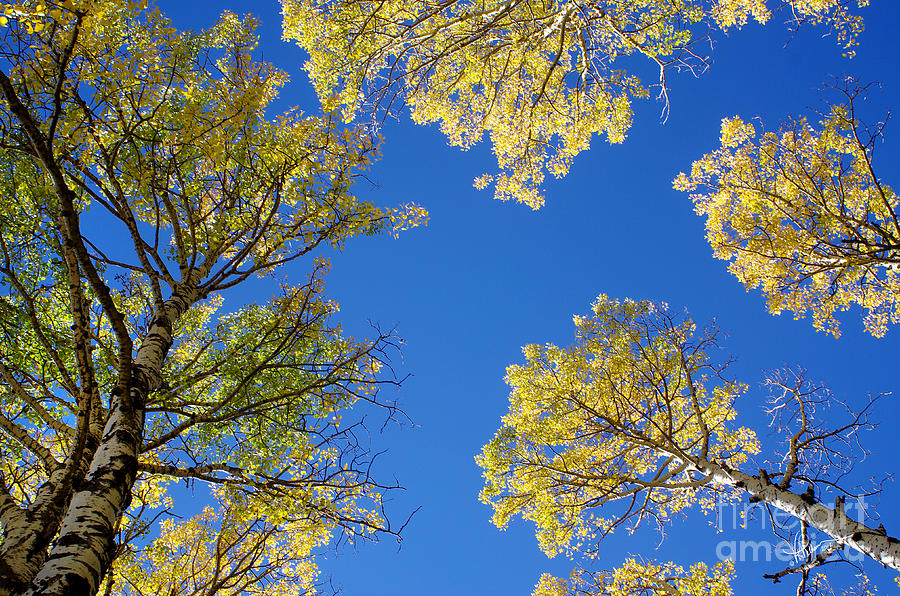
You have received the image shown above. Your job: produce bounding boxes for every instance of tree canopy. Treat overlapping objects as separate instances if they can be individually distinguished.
[0,0,897,595]
[284,0,867,207]
[0,2,423,594]
[675,84,898,337]
[478,295,894,595]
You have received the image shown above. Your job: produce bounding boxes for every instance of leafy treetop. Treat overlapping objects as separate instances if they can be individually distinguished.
[284,0,867,208]
[675,84,897,337]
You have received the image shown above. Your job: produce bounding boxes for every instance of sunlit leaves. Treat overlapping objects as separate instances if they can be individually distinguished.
[284,0,867,207]
[2,1,428,282]
[129,270,398,592]
[478,292,899,593]
[0,1,419,592]
[477,295,758,558]
[283,0,691,208]
[675,91,898,336]
[534,559,734,596]
[711,0,867,56]
[114,495,326,596]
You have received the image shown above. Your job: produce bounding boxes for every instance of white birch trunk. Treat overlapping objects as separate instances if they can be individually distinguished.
[693,457,900,570]
[0,467,74,595]
[17,285,201,596]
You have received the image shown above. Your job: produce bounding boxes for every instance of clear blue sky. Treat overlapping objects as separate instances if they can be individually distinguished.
[163,3,900,594]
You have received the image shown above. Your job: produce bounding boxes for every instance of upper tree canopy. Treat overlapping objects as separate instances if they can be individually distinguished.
[477,295,758,560]
[676,84,898,337]
[283,0,867,208]
[478,295,895,595]
[0,2,423,594]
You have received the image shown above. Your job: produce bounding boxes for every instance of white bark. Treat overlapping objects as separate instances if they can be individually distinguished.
[0,467,72,595]
[693,457,900,570]
[23,399,141,596]
[0,487,33,594]
[18,283,202,596]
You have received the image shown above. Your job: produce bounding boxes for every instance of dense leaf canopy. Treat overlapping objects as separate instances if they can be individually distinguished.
[676,86,898,337]
[0,2,423,594]
[285,0,866,207]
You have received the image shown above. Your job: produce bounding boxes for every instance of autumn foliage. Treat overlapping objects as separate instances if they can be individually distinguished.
[676,86,898,337]
[0,2,423,594]
[0,0,895,595]
[285,0,867,207]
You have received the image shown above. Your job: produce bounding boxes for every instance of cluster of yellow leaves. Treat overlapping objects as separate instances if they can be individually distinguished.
[284,0,867,207]
[0,2,47,30]
[126,260,393,592]
[7,0,425,275]
[477,295,758,558]
[108,320,385,593]
[0,1,148,33]
[709,0,771,28]
[786,0,868,57]
[675,105,898,337]
[534,559,734,596]
[112,493,329,596]
[712,0,867,56]
[390,202,430,237]
[283,0,697,208]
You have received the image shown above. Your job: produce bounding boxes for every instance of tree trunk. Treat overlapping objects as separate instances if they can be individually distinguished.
[694,457,900,570]
[10,285,201,596]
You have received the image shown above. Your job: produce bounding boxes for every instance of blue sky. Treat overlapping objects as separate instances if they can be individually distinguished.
[163,2,900,594]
